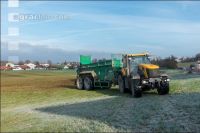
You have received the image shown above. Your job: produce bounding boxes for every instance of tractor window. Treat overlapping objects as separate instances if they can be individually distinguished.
[132,56,150,64]
[130,61,138,76]
[129,56,150,76]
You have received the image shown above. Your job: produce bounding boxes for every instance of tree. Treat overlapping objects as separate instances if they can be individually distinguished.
[63,60,67,65]
[151,55,177,69]
[47,60,52,68]
[0,60,8,66]
[92,58,98,63]
[25,59,31,64]
[33,61,40,66]
[18,61,25,65]
[195,53,200,61]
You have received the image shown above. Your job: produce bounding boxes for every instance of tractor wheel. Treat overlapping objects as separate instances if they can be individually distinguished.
[157,81,169,95]
[84,76,93,90]
[118,75,125,93]
[76,77,84,90]
[131,79,142,98]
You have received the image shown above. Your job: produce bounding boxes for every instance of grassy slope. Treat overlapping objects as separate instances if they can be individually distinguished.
[1,70,200,132]
[178,62,195,68]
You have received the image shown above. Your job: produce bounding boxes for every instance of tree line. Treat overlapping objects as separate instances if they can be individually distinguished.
[1,53,200,69]
[151,53,200,69]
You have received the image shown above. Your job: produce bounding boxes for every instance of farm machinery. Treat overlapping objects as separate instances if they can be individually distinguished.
[76,53,170,97]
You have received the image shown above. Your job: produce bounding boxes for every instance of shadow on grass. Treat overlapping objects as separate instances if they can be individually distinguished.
[36,97,122,121]
[64,81,159,97]
[35,92,200,131]
[64,84,133,97]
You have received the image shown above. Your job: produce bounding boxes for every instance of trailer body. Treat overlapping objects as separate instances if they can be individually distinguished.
[77,55,122,88]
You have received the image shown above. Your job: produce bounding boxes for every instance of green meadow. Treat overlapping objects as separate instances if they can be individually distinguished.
[1,70,200,132]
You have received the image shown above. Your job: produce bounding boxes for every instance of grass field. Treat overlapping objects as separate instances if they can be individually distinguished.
[1,69,200,132]
[177,62,195,68]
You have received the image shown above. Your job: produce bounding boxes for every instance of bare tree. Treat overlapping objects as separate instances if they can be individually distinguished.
[92,58,98,63]
[33,61,40,66]
[195,53,200,61]
[25,59,31,64]
[0,60,8,66]
[47,60,52,68]
[18,61,25,65]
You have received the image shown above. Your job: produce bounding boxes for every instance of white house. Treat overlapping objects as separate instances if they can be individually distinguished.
[24,63,36,70]
[195,61,200,72]
[40,63,50,68]
[64,65,69,69]
[13,67,23,71]
[6,63,15,68]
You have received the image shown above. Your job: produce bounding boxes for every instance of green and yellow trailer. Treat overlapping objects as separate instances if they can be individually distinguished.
[76,53,170,97]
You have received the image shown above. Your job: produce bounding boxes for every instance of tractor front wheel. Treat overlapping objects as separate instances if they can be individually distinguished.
[157,81,169,95]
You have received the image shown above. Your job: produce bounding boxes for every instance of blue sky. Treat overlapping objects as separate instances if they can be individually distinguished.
[1,1,200,62]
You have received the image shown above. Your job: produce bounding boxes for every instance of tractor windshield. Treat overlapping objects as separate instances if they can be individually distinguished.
[131,56,150,64]
[129,56,150,76]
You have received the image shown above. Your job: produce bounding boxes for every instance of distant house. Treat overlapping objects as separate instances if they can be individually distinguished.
[24,63,36,70]
[0,66,12,70]
[175,58,181,63]
[64,65,69,69]
[40,63,50,68]
[20,65,30,70]
[6,63,15,68]
[195,61,200,72]
[13,65,23,71]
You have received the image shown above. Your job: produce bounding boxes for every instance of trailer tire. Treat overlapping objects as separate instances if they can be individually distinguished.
[118,75,125,93]
[157,81,169,95]
[131,79,142,98]
[76,77,84,90]
[84,76,93,90]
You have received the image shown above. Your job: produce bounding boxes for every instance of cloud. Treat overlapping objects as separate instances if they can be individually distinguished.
[1,2,200,59]
[75,12,200,34]
[1,41,111,62]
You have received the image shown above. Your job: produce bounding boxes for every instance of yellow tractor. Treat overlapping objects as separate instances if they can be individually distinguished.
[118,53,170,97]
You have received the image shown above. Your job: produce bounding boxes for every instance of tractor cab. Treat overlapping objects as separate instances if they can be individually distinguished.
[118,53,170,97]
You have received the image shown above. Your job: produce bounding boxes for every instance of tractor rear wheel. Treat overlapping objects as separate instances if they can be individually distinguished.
[131,79,142,98]
[84,76,93,90]
[118,75,125,93]
[76,76,84,90]
[157,81,169,95]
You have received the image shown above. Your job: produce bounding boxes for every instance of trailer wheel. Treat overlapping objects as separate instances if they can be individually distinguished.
[76,77,84,90]
[131,79,142,98]
[118,75,125,93]
[84,76,93,90]
[157,81,169,95]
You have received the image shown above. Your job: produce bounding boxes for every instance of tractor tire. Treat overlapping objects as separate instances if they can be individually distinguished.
[131,79,142,98]
[118,75,125,93]
[84,76,93,90]
[157,81,169,95]
[76,77,84,90]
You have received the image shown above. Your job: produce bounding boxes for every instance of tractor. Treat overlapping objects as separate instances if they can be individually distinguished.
[76,53,170,97]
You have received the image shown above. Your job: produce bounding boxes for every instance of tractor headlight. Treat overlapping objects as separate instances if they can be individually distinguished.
[164,79,170,82]
[142,80,148,84]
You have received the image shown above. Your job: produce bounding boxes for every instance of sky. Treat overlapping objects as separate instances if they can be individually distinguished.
[1,1,200,62]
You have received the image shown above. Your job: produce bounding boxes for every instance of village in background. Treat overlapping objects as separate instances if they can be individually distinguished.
[0,60,79,71]
[0,53,200,73]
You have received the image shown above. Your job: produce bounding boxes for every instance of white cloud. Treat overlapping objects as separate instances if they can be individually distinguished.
[75,12,200,34]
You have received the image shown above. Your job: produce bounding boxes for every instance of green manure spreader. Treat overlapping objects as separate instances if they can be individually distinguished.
[76,53,170,97]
